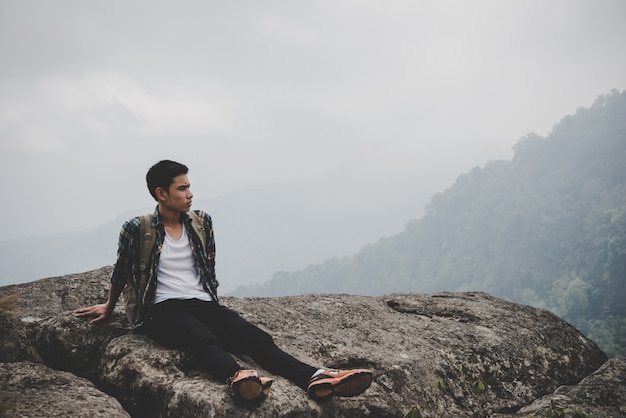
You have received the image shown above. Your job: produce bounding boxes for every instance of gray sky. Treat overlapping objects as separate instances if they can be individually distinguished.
[1,0,625,240]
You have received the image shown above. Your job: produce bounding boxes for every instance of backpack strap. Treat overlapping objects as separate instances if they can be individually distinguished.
[139,214,155,273]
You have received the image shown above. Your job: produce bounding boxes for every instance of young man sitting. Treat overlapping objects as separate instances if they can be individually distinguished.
[75,160,373,402]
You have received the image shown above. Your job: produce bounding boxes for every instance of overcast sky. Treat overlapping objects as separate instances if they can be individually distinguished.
[1,0,625,241]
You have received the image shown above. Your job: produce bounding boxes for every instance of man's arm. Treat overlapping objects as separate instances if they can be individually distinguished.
[74,281,125,324]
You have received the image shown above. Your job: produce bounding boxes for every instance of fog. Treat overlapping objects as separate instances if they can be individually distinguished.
[1,0,625,245]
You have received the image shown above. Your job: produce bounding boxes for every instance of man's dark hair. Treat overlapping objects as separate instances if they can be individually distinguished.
[146,160,189,201]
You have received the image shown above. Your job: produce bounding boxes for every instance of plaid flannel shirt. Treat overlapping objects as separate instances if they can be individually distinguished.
[110,206,219,326]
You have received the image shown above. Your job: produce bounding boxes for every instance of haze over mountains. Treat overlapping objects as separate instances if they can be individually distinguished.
[235,90,626,357]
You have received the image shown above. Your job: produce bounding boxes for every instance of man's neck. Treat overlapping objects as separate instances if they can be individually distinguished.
[158,205,183,227]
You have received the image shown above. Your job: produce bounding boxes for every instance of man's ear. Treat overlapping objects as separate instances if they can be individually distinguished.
[155,187,168,201]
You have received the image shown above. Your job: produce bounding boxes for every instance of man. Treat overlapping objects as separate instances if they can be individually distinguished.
[75,160,372,402]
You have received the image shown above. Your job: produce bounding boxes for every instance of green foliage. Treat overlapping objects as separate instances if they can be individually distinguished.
[403,402,424,418]
[471,373,488,394]
[240,90,626,357]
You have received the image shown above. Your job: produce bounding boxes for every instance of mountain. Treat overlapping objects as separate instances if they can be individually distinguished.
[233,90,626,358]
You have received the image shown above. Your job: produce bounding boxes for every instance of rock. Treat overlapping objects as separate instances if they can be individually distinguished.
[491,357,626,418]
[0,267,127,381]
[0,316,40,363]
[0,268,621,417]
[0,361,129,417]
[36,310,128,381]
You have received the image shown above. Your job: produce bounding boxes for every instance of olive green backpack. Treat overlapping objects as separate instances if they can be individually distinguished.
[123,211,207,326]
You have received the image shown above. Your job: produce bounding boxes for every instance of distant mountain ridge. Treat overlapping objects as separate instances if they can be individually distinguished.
[234,90,626,357]
[0,162,433,292]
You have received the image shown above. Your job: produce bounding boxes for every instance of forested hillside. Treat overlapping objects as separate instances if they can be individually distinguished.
[234,90,626,357]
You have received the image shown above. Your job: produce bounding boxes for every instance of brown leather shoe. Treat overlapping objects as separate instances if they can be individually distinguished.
[307,369,373,401]
[227,369,263,401]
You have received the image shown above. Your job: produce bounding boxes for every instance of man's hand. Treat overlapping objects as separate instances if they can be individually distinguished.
[75,283,123,324]
[74,303,113,324]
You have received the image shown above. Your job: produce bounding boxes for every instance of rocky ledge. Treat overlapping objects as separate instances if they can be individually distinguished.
[0,266,624,417]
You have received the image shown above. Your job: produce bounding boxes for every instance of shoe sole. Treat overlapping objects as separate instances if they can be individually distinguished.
[234,378,263,400]
[310,371,373,401]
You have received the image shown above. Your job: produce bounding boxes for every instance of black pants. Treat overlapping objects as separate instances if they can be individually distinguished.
[143,299,318,389]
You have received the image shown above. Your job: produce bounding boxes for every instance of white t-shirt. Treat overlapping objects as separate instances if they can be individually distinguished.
[154,231,213,304]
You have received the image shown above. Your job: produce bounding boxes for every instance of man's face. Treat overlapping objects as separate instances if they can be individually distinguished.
[157,174,193,213]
